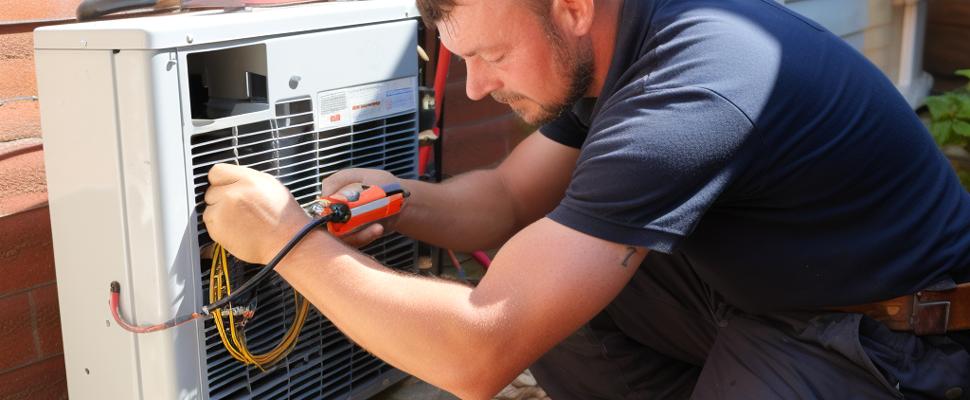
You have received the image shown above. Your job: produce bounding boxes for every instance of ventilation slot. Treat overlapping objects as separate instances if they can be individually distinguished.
[189,96,418,399]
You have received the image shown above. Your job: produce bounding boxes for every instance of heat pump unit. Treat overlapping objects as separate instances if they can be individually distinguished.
[35,1,421,398]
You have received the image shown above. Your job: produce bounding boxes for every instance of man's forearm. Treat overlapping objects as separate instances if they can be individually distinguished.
[336,133,575,251]
[277,230,519,399]
[396,169,522,251]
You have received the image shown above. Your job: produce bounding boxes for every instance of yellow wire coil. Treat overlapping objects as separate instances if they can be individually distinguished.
[209,243,310,370]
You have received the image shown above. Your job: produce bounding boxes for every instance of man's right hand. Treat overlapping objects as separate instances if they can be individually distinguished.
[321,168,405,248]
[317,133,578,251]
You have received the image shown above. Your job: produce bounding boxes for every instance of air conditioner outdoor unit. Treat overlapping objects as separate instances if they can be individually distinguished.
[35,1,422,398]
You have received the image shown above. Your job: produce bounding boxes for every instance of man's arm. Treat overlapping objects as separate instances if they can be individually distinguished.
[203,162,648,399]
[277,218,644,399]
[321,132,578,251]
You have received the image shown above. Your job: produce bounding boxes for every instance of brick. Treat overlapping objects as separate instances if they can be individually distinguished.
[30,284,62,358]
[0,292,38,372]
[0,142,47,215]
[0,355,68,400]
[0,102,42,142]
[442,82,511,127]
[0,32,38,99]
[442,115,529,175]
[0,206,55,298]
[0,1,81,22]
[0,31,42,143]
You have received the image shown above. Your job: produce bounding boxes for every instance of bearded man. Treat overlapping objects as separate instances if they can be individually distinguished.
[203,0,970,398]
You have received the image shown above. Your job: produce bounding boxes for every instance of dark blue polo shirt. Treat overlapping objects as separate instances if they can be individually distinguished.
[542,0,970,311]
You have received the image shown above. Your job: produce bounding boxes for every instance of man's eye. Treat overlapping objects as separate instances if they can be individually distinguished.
[485,54,506,64]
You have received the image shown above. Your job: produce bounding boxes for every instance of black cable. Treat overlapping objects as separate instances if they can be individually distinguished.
[111,203,352,333]
[77,0,159,20]
[203,205,347,314]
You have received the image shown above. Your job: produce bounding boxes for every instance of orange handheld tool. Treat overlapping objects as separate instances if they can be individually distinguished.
[312,183,409,236]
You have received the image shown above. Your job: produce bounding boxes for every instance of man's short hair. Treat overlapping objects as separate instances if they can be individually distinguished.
[416,0,551,28]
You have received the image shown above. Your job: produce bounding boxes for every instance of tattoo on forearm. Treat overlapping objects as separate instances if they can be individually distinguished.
[621,247,638,268]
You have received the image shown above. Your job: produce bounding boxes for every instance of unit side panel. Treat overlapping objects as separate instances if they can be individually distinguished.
[264,19,419,108]
[114,50,205,400]
[35,49,142,400]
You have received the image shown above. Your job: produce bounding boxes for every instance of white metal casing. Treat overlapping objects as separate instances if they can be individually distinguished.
[36,2,421,398]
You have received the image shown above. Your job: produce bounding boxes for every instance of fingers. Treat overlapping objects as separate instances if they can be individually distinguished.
[341,223,384,248]
[201,202,222,239]
[207,163,245,187]
[320,169,365,196]
[202,203,215,226]
[204,183,231,206]
[205,164,256,205]
[330,182,365,202]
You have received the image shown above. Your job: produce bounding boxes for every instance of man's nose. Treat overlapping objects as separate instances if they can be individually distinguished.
[464,59,501,101]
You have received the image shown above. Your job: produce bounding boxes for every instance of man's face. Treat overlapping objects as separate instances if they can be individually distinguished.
[437,0,594,126]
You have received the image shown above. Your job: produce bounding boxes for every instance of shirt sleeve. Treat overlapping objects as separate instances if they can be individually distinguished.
[547,84,755,253]
[540,109,588,149]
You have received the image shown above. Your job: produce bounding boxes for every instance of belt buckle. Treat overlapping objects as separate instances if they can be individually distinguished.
[911,291,951,336]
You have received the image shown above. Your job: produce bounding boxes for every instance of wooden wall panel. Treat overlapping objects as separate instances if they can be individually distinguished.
[925,0,970,90]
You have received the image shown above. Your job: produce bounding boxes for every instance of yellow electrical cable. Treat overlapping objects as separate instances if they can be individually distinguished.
[212,248,260,366]
[209,243,309,369]
[209,248,258,366]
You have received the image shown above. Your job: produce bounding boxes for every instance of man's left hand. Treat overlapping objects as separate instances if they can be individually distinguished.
[203,163,311,264]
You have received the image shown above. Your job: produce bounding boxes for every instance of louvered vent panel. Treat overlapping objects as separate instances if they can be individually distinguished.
[189,96,418,399]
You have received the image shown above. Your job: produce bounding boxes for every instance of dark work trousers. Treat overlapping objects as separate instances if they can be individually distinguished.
[530,251,970,399]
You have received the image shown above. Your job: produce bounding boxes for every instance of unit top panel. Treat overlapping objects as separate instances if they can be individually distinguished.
[35,0,419,50]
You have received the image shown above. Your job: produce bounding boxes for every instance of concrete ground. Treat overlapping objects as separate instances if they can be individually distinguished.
[373,377,459,400]
[374,370,548,400]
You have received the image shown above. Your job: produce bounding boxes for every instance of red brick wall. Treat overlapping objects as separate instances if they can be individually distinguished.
[0,2,79,399]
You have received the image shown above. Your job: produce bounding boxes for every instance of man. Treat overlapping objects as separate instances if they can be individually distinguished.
[203,0,970,398]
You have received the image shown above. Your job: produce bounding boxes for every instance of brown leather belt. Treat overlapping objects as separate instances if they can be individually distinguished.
[833,283,970,335]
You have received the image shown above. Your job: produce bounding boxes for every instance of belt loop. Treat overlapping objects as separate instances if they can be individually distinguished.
[912,291,951,336]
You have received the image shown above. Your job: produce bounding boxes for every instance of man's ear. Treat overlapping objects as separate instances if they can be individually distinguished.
[550,0,595,37]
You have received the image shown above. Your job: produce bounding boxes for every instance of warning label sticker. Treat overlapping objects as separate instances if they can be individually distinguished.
[317,77,417,130]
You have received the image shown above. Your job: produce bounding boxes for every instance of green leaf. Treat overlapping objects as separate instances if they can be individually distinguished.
[956,95,970,120]
[959,69,970,91]
[954,121,970,138]
[926,96,953,120]
[932,120,954,145]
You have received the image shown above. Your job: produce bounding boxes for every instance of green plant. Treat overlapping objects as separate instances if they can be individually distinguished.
[926,70,970,147]
[925,69,970,190]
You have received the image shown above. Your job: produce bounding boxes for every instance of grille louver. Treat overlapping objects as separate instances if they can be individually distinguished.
[189,96,418,399]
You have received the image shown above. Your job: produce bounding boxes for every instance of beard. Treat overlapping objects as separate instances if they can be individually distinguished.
[492,26,594,126]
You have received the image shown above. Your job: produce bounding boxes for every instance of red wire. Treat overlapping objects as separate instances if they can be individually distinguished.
[433,42,452,137]
[420,42,453,176]
[418,144,432,176]
[470,251,491,270]
[446,249,467,280]
[109,283,203,334]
